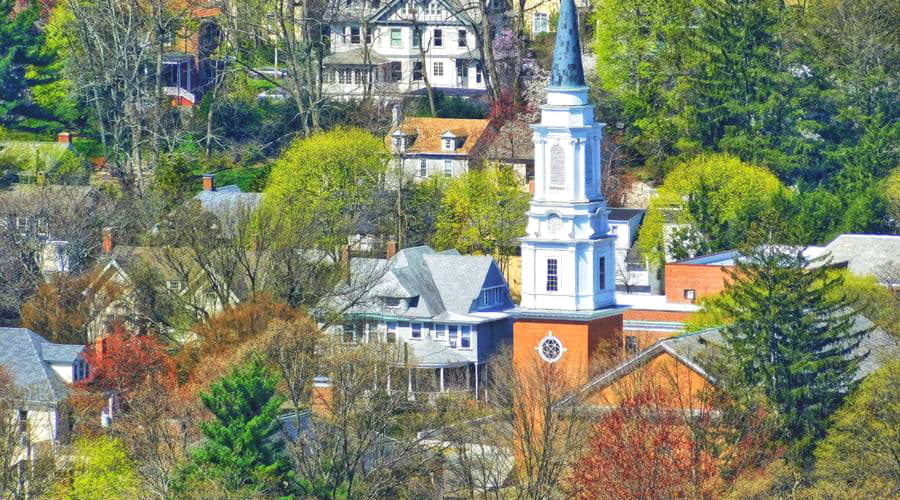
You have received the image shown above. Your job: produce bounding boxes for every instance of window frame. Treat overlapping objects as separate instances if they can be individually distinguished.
[413,61,423,81]
[419,159,427,177]
[458,29,467,47]
[684,289,696,301]
[433,323,446,339]
[386,322,397,343]
[443,160,453,175]
[448,325,459,347]
[460,326,472,349]
[433,29,443,47]
[390,28,402,47]
[350,26,361,44]
[411,322,422,339]
[546,258,558,292]
[433,61,443,77]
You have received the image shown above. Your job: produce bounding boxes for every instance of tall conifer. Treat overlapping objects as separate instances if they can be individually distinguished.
[720,244,869,463]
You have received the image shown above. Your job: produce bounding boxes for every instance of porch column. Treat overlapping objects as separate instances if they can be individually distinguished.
[439,367,445,393]
[407,368,413,393]
[387,369,392,394]
[474,363,479,401]
[186,62,192,91]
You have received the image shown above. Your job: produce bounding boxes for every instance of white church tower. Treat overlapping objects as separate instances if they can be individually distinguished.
[519,0,616,312]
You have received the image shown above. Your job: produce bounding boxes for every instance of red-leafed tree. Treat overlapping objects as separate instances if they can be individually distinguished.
[569,387,720,499]
[79,329,177,397]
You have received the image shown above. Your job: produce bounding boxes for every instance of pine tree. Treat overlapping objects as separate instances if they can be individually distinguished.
[182,355,288,492]
[720,244,869,464]
[0,0,45,126]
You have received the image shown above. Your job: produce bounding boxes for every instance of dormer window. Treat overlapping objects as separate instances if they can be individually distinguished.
[383,297,401,308]
[443,138,454,151]
[479,286,505,307]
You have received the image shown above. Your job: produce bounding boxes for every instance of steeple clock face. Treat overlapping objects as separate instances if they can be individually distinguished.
[537,332,566,363]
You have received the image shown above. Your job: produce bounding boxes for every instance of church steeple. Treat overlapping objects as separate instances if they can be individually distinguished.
[549,0,586,89]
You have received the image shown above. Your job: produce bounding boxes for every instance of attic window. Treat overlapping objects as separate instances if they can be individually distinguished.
[479,286,505,307]
[383,297,401,307]
[443,138,454,151]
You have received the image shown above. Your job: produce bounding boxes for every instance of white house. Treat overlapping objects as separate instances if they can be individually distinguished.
[0,328,85,465]
[322,0,497,97]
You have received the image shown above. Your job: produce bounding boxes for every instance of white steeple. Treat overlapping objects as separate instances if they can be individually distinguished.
[519,0,616,311]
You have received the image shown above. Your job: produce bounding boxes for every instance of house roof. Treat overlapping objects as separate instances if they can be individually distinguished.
[607,208,645,222]
[387,117,492,155]
[0,328,83,407]
[192,186,262,222]
[343,245,512,323]
[323,47,388,66]
[475,118,534,163]
[563,316,898,407]
[816,234,900,282]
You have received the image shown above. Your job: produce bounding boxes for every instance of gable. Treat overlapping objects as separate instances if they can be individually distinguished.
[371,0,473,25]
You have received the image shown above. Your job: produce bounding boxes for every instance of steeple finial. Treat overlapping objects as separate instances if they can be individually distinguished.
[548,0,585,89]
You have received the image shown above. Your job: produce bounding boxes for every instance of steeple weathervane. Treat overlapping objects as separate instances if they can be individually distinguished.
[548,0,585,89]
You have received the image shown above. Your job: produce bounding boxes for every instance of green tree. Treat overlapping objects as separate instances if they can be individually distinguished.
[398,174,448,247]
[260,128,389,251]
[59,436,140,499]
[638,154,785,265]
[179,355,288,493]
[151,153,196,205]
[720,243,870,464]
[812,360,900,494]
[433,164,529,266]
[0,0,46,127]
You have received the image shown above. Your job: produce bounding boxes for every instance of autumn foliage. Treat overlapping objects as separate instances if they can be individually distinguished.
[570,388,720,499]
[21,271,119,345]
[80,330,177,395]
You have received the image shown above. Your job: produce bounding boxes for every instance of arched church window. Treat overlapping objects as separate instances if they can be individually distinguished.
[550,145,565,188]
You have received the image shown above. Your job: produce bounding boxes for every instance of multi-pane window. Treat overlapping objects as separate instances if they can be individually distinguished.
[433,61,443,77]
[390,28,402,47]
[386,322,397,343]
[365,27,373,44]
[350,26,361,44]
[390,61,402,81]
[353,69,366,84]
[433,323,446,339]
[479,286,504,306]
[546,258,558,292]
[460,326,472,348]
[476,63,483,83]
[443,138,454,150]
[458,29,467,47]
[448,325,459,346]
[411,323,422,339]
[433,29,443,47]
[413,61,423,80]
[443,160,452,175]
[166,280,183,293]
[323,70,334,83]
[339,69,352,84]
[419,159,427,177]
[412,27,421,48]
[533,12,549,34]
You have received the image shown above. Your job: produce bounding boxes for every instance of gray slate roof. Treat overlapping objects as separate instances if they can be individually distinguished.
[818,234,900,282]
[0,328,83,406]
[607,208,645,222]
[193,185,262,221]
[346,246,512,323]
[323,47,388,66]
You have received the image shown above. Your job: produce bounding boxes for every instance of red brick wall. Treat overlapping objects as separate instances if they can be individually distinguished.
[623,309,693,323]
[664,264,732,303]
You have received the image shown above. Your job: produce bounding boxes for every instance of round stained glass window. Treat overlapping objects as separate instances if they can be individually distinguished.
[537,335,565,363]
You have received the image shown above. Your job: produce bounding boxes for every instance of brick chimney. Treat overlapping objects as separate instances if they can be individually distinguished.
[57,132,71,144]
[311,376,334,419]
[101,227,113,254]
[202,173,215,192]
[386,240,397,259]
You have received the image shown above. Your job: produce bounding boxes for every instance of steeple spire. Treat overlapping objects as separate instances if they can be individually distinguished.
[548,0,585,89]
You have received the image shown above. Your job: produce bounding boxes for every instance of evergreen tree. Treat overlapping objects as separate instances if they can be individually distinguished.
[180,355,288,493]
[0,0,46,126]
[720,243,870,464]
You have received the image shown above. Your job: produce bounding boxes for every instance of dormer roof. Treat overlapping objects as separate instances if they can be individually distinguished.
[0,328,84,407]
[385,117,491,155]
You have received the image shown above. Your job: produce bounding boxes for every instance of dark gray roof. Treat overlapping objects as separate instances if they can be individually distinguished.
[607,208,645,222]
[548,0,586,89]
[345,246,512,323]
[408,338,472,367]
[323,47,388,66]
[0,328,83,406]
[193,187,262,220]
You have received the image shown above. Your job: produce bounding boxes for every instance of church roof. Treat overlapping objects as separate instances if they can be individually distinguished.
[549,0,586,89]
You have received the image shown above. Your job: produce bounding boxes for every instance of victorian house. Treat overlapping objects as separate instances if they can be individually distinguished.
[322,0,500,97]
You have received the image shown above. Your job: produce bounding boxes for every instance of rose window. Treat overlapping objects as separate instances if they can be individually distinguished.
[537,335,565,363]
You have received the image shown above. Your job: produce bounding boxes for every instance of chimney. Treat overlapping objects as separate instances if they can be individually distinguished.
[202,173,215,192]
[528,178,535,194]
[386,240,397,260]
[101,227,113,254]
[311,376,334,419]
[391,104,403,128]
[57,132,71,144]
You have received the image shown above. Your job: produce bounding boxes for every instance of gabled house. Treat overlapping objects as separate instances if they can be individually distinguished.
[0,328,86,450]
[322,0,499,97]
[387,112,492,180]
[336,245,515,398]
